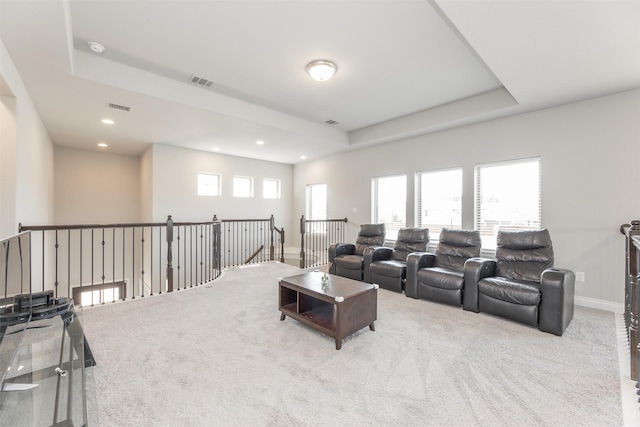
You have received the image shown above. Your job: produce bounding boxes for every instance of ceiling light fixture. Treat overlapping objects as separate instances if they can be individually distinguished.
[88,41,105,54]
[98,142,108,148]
[256,140,265,145]
[300,155,307,160]
[306,60,337,82]
[101,119,114,125]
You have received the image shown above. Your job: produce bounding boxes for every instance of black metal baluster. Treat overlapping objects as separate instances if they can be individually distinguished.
[2,240,9,299]
[190,225,194,288]
[176,226,181,290]
[112,228,115,302]
[41,230,45,292]
[159,226,163,294]
[141,227,145,297]
[67,231,71,300]
[204,223,209,281]
[200,225,204,284]
[101,228,105,304]
[228,222,233,267]
[54,230,59,298]
[150,226,153,296]
[79,230,83,303]
[132,228,136,299]
[91,229,95,306]
[122,228,126,301]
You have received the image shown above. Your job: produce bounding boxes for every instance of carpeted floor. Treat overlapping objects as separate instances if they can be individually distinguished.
[83,262,623,426]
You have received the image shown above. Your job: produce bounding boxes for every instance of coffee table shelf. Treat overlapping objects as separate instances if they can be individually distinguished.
[279,272,377,350]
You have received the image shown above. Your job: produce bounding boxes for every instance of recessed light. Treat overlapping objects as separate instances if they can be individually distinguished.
[98,143,108,148]
[212,147,220,151]
[101,119,114,125]
[88,41,105,54]
[300,155,307,160]
[256,140,265,145]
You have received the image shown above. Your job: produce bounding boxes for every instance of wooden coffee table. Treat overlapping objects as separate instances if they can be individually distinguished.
[279,271,377,350]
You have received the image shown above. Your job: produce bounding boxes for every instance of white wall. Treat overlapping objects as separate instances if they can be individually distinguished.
[294,89,640,310]
[54,147,141,224]
[139,146,153,222]
[150,144,294,230]
[0,40,54,237]
[0,94,17,237]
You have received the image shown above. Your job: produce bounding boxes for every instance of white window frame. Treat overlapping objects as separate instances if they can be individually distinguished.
[372,174,406,243]
[415,167,462,242]
[197,172,221,197]
[474,157,541,250]
[263,178,281,199]
[305,183,327,220]
[233,176,254,198]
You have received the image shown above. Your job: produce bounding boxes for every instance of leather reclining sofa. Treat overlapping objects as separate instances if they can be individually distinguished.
[463,229,575,336]
[329,225,575,336]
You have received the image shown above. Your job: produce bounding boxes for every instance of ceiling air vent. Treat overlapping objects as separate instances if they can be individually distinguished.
[189,75,214,88]
[106,102,131,112]
[325,119,339,125]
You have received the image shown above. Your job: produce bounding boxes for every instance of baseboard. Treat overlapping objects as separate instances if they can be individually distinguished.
[575,295,624,313]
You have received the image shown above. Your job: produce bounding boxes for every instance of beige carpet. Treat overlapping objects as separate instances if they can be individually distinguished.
[83,262,622,426]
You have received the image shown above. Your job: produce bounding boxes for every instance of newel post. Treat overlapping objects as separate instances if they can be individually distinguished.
[300,215,306,269]
[269,214,275,261]
[213,215,221,273]
[166,215,174,293]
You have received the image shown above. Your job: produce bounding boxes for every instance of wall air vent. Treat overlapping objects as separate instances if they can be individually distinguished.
[189,75,214,88]
[325,119,339,125]
[106,102,131,112]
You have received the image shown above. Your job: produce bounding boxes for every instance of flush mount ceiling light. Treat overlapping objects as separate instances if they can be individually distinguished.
[88,41,105,53]
[256,140,265,145]
[101,118,114,125]
[97,142,108,148]
[306,60,337,82]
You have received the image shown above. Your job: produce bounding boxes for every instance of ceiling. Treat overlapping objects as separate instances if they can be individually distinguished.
[1,0,639,164]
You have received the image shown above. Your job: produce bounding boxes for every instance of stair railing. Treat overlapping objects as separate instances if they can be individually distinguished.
[18,216,222,305]
[299,216,347,268]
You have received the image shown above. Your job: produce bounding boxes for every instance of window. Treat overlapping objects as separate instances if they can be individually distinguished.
[475,157,541,249]
[306,183,327,220]
[263,179,281,199]
[73,282,125,307]
[416,168,462,241]
[372,174,406,242]
[233,176,253,198]
[197,172,221,196]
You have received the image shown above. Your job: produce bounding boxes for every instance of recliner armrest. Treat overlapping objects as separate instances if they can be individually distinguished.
[328,243,355,274]
[539,268,575,336]
[369,246,393,262]
[405,252,436,298]
[463,257,496,313]
[362,246,390,283]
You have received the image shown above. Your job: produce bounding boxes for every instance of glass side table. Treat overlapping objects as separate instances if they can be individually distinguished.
[0,298,92,427]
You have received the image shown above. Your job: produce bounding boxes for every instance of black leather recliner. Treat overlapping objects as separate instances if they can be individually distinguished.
[367,228,429,292]
[405,228,481,306]
[328,224,386,281]
[463,229,575,336]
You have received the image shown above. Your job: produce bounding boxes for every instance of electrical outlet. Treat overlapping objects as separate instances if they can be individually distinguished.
[576,272,585,282]
[352,207,357,213]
